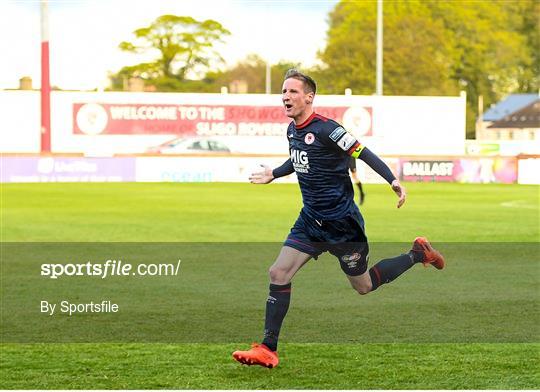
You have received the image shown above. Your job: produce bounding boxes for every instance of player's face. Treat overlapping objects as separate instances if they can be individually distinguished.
[282,78,314,122]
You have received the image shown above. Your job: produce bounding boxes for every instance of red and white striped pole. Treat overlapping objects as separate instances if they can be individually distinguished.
[40,0,51,153]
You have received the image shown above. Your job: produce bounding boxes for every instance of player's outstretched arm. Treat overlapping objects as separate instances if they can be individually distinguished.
[249,159,295,184]
[249,164,275,184]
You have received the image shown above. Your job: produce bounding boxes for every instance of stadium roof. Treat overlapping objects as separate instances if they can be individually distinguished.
[488,99,540,129]
[483,93,540,121]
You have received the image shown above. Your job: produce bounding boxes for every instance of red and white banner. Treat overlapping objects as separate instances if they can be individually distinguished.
[73,103,373,137]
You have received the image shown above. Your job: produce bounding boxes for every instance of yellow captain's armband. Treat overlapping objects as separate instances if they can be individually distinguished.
[350,143,365,158]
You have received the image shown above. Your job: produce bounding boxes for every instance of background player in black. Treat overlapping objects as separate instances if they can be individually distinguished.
[349,157,366,205]
[232,70,445,368]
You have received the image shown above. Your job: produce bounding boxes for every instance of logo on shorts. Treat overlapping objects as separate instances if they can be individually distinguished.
[304,133,315,144]
[341,253,361,262]
[342,253,362,269]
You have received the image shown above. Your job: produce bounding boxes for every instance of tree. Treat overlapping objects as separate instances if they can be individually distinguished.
[317,0,536,137]
[214,54,267,92]
[426,0,533,134]
[210,54,300,93]
[112,15,230,89]
[505,0,540,92]
[318,1,458,96]
[271,61,302,93]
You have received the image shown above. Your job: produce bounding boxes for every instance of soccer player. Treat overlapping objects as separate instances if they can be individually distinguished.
[232,70,444,369]
[349,157,366,205]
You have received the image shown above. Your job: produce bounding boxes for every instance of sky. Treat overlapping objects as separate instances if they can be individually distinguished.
[1,0,339,90]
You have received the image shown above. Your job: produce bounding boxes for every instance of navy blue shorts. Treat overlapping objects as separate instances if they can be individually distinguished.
[284,209,369,276]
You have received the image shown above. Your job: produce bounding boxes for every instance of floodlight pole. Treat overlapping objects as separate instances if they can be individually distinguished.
[265,61,271,94]
[40,0,51,153]
[376,0,383,96]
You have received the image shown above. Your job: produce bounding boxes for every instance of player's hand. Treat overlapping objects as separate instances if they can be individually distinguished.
[391,179,406,208]
[249,164,274,184]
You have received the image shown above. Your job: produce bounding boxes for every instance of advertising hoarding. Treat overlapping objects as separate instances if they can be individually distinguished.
[73,103,373,138]
[399,158,517,184]
[0,157,136,183]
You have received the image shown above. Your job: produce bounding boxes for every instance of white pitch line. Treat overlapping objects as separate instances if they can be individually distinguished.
[500,200,538,210]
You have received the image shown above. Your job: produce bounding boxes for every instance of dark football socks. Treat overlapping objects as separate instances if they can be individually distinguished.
[262,282,291,352]
[356,182,365,204]
[369,252,422,291]
[356,182,364,194]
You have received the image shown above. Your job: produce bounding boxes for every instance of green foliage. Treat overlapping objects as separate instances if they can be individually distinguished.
[318,1,458,96]
[318,0,539,137]
[108,62,163,91]
[270,61,302,93]
[213,54,268,93]
[207,54,300,93]
[427,0,534,135]
[110,14,230,90]
[507,0,540,91]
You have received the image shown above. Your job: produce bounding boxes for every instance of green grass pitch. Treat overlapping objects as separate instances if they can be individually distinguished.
[1,182,539,389]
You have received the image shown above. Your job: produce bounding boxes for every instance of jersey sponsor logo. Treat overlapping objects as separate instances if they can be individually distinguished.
[329,126,346,142]
[304,132,315,144]
[291,149,308,164]
[337,132,357,151]
[290,149,310,173]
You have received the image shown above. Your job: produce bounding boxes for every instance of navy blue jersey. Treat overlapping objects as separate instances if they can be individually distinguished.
[287,112,364,220]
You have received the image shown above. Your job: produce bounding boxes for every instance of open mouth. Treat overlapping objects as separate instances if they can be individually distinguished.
[284,104,293,110]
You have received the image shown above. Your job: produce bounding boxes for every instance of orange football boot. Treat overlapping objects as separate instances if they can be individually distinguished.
[413,237,445,269]
[232,343,279,368]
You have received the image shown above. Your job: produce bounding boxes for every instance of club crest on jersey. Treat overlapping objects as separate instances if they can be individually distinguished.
[304,132,315,145]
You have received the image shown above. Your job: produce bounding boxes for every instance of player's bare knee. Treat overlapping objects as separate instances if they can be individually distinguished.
[268,266,289,285]
[356,286,371,295]
[352,282,372,295]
